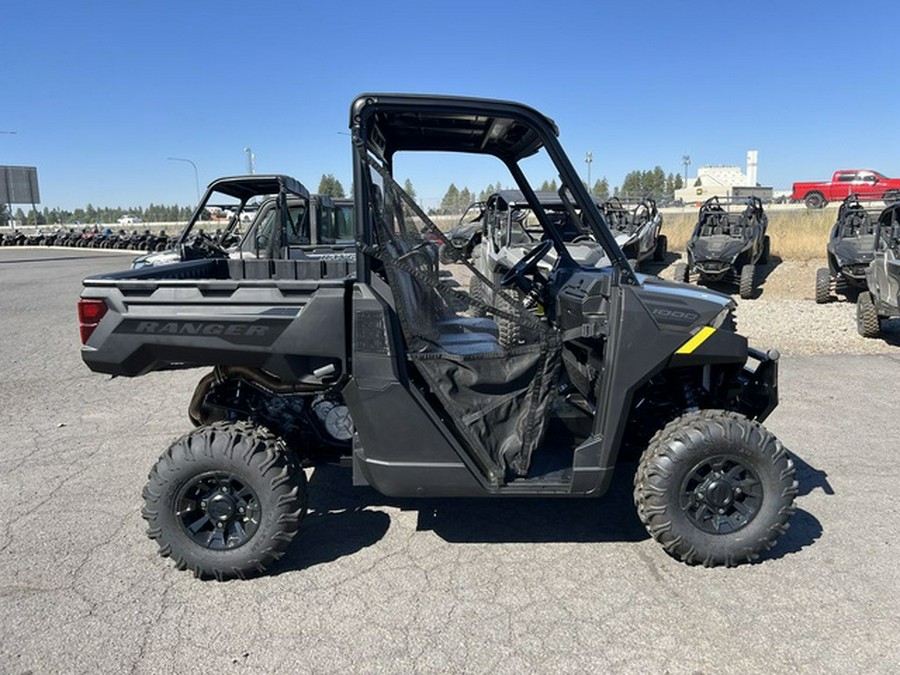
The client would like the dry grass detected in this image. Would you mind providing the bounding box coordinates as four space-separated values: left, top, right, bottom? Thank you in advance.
661 207 834 261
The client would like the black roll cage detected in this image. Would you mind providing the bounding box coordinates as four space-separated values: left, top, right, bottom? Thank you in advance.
348 93 636 286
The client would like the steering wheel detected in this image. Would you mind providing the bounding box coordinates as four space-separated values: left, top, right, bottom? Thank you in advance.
183 229 226 259
500 238 554 292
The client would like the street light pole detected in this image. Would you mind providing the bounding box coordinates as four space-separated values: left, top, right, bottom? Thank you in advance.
682 155 691 185
166 157 200 201
585 152 593 190
243 147 255 175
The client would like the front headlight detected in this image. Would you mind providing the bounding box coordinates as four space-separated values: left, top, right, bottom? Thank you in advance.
712 303 737 330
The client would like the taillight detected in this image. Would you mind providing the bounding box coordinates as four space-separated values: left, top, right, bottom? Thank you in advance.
77 298 108 344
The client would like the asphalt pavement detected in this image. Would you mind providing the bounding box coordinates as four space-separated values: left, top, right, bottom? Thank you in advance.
0 248 898 673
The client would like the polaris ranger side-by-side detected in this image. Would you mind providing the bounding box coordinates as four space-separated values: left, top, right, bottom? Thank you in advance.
132 175 355 268
79 94 796 579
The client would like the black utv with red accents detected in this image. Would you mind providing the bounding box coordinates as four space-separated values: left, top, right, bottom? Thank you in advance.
79 94 795 579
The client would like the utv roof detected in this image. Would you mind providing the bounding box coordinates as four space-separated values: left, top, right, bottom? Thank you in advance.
205 175 310 202
350 93 558 161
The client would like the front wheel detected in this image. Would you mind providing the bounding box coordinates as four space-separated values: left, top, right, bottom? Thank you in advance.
815 267 831 304
634 410 798 567
653 234 668 262
739 264 756 299
856 291 881 338
673 261 689 283
759 235 771 265
142 420 307 580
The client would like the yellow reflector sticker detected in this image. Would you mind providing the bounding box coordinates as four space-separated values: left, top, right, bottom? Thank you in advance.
676 326 716 355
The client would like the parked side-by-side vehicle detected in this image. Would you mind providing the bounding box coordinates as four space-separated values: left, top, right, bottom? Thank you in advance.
78 94 796 578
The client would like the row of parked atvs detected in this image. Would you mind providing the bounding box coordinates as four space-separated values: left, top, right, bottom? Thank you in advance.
0 227 178 251
815 195 900 337
441 193 771 301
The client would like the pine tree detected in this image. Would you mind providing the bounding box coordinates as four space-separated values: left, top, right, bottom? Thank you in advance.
440 183 460 214
591 178 610 201
318 174 346 198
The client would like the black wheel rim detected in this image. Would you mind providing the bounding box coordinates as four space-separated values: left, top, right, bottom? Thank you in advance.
680 455 762 534
176 472 261 550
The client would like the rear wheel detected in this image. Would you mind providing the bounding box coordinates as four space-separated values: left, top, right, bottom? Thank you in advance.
856 291 881 338
142 420 307 580
883 190 900 205
673 261 689 283
739 264 756 299
815 267 831 304
634 410 797 567
804 192 826 209
654 234 668 262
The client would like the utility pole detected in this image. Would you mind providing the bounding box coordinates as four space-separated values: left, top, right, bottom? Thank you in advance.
682 155 691 185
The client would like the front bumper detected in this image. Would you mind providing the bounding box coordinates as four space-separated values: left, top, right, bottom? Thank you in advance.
737 347 779 422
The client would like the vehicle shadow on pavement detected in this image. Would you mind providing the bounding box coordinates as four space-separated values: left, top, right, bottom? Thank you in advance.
273 452 830 572
273 461 648 577
413 461 647 544
758 450 831 562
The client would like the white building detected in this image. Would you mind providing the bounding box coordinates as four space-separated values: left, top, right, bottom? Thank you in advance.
675 150 769 203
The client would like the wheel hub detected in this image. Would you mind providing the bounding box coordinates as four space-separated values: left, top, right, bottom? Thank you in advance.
681 456 762 535
176 472 261 550
206 492 237 521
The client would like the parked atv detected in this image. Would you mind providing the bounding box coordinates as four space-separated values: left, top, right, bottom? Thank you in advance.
599 196 666 270
857 203 900 337
675 196 770 299
815 194 878 303
79 94 795 578
438 201 485 263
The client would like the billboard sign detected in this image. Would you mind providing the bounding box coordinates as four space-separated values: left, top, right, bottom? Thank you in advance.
0 166 40 204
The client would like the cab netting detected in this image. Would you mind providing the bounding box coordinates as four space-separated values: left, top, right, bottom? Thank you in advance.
361 160 561 480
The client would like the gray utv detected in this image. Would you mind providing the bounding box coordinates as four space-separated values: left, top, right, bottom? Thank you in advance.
857 202 900 337
78 93 796 579
675 196 770 299
132 175 353 268
438 201 485 263
599 196 667 270
815 194 878 304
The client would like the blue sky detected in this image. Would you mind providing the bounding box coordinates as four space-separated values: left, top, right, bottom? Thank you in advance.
2 0 899 210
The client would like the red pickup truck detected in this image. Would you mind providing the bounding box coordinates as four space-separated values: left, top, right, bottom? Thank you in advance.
792 170 900 209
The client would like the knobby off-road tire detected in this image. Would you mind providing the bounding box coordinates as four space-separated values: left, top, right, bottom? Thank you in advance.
468 275 488 318
856 291 881 338
142 420 307 580
654 234 668 262
815 267 832 304
673 262 689 283
496 290 525 348
739 264 756 299
634 410 798 567
759 235 771 265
